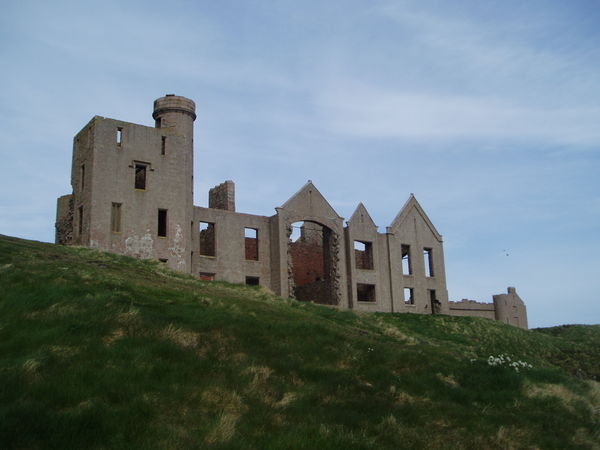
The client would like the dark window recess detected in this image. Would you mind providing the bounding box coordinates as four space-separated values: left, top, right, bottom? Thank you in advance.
80 164 85 191
78 206 83 235
354 240 373 270
402 244 412 275
200 272 215 281
111 202 122 233
429 289 440 314
158 209 167 237
199 222 216 256
245 227 258 260
357 283 376 302
117 127 123 145
159 258 168 263
246 276 260 286
404 287 414 305
424 248 434 277
161 136 166 155
135 164 147 190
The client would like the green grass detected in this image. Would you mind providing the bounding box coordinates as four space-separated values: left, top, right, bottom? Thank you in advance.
0 234 599 449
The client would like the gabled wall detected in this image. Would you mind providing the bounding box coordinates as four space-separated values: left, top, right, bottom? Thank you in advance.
387 196 449 315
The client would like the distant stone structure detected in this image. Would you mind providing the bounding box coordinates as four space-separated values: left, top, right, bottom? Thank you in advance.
56 94 528 329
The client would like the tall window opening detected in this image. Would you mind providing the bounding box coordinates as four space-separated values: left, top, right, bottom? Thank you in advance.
135 164 147 190
117 127 123 145
199 222 216 256
245 227 258 260
401 244 412 275
78 206 83 235
424 248 434 277
158 209 167 237
404 287 414 305
354 240 373 270
357 283 376 302
161 136 166 155
429 289 440 314
111 202 122 233
80 164 85 191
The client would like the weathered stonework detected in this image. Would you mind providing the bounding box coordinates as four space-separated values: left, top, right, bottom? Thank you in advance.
56 95 528 329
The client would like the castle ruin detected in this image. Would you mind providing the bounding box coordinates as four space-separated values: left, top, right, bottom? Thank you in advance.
56 94 528 329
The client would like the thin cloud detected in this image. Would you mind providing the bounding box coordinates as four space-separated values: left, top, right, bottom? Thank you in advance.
317 83 600 146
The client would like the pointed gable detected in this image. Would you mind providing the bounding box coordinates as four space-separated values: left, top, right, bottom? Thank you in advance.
279 181 342 221
348 202 377 232
389 194 442 241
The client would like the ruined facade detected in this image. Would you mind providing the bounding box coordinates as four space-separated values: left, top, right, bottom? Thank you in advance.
56 95 528 329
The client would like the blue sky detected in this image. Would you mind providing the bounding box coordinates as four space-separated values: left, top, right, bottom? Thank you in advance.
1 0 599 328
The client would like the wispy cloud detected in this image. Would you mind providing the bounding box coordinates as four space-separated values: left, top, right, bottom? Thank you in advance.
317 83 600 145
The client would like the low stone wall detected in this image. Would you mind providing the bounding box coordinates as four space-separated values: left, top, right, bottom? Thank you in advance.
448 299 496 320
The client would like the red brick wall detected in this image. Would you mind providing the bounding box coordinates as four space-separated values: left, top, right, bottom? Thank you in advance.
290 241 325 286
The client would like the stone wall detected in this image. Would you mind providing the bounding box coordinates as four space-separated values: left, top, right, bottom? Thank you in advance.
448 299 496 320
209 180 235 211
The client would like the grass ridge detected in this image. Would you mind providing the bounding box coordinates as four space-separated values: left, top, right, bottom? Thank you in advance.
0 234 598 449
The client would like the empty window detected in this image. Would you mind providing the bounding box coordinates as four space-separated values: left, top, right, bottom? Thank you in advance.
199 222 216 256
404 287 414 305
245 227 258 261
161 136 166 155
246 276 260 286
354 240 373 270
200 272 215 281
429 289 440 314
80 164 85 191
135 164 147 190
117 127 123 145
424 248 434 277
402 244 412 275
357 283 376 302
78 206 83 235
111 202 122 233
158 209 167 237
159 258 168 263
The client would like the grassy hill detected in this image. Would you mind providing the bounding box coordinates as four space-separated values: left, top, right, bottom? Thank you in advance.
0 234 598 449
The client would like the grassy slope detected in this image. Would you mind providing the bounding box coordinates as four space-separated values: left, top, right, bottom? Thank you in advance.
0 234 598 449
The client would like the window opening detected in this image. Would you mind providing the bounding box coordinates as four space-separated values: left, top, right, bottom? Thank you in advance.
80 164 85 191
158 209 167 237
245 227 258 260
402 244 412 275
246 276 260 286
424 248 434 277
200 272 215 281
429 289 440 314
161 136 166 155
404 287 414 305
111 202 122 233
357 283 376 302
159 258 168 263
78 206 83 235
354 240 373 270
117 127 123 145
135 164 147 190
199 222 216 256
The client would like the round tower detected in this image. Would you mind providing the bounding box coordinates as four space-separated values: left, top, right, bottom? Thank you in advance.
152 94 196 136
152 94 196 273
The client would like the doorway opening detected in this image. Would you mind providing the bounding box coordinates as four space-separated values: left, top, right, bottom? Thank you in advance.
288 221 338 305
